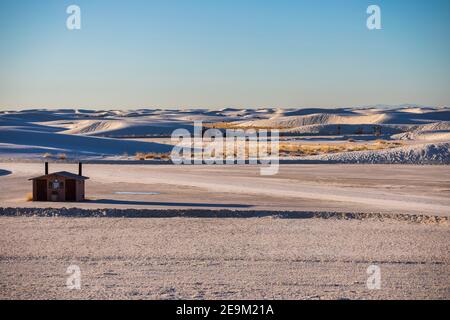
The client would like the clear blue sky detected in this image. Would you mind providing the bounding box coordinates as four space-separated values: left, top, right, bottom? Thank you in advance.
0 0 449 109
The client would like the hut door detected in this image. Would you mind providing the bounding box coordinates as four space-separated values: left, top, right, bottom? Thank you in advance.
36 179 47 201
65 179 76 201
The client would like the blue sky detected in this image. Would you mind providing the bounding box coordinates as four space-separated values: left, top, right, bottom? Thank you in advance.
0 0 449 109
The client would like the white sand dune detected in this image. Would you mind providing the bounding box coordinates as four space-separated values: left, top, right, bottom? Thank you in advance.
227 108 450 147
62 120 126 134
286 123 403 135
65 120 196 137
392 121 450 141
393 131 450 142
0 109 202 159
398 108 429 114
236 113 388 128
303 142 450 164
236 109 450 128
274 108 356 117
0 127 172 159
1 106 449 162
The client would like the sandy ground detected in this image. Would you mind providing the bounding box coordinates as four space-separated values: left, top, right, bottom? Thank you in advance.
0 216 448 300
0 163 449 216
1 163 449 299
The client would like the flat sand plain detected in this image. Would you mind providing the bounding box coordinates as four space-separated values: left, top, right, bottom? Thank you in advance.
0 163 449 299
1 163 450 216
0 217 448 299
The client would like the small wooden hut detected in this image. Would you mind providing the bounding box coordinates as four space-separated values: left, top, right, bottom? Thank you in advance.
29 162 89 202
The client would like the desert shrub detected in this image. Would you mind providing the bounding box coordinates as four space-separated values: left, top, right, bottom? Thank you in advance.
135 152 145 160
374 125 382 137
57 153 67 160
135 152 170 160
278 141 404 156
206 122 287 130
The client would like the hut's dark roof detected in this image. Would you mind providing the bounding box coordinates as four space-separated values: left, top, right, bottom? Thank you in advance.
29 171 89 181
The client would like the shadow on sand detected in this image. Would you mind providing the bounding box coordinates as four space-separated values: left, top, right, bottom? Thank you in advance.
87 199 253 208
0 207 441 223
0 169 12 177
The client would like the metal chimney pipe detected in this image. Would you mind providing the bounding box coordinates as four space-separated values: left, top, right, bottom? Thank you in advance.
78 162 82 176
45 162 49 175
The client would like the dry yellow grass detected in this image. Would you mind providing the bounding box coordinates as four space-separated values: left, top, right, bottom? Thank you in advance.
136 140 402 160
25 192 33 202
57 153 67 160
206 122 286 130
279 140 403 156
135 152 171 161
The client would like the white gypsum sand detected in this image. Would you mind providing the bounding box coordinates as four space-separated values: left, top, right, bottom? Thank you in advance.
0 106 449 163
1 163 449 216
0 216 448 299
0 107 449 300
